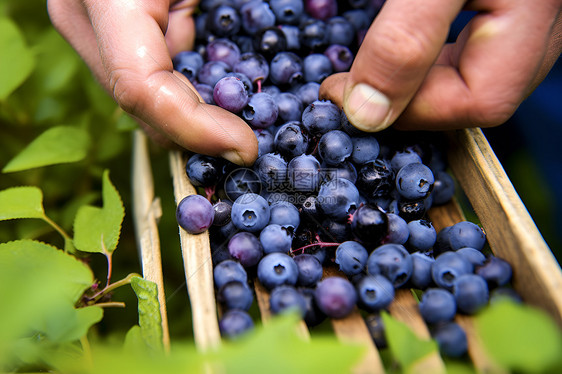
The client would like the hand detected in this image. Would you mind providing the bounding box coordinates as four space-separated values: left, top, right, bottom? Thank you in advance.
47 0 258 166
320 0 562 132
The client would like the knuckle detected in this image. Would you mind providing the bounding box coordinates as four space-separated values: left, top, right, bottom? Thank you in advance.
110 69 146 115
372 24 432 69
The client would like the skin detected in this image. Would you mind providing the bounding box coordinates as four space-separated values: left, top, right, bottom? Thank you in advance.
48 0 561 165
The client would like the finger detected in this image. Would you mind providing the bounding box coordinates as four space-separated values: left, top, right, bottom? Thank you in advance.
166 0 198 56
334 0 465 132
394 0 561 130
84 0 257 165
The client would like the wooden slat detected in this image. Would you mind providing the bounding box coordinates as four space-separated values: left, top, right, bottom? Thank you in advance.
169 150 222 351
131 131 170 351
323 266 386 374
447 128 562 326
388 290 446 374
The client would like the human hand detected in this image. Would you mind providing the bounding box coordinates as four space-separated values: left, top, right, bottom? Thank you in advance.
320 0 561 132
47 0 258 166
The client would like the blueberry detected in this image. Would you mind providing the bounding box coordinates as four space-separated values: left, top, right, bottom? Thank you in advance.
259 224 293 254
253 27 288 59
356 275 395 312
385 213 409 245
275 92 304 122
234 52 270 83
303 53 333 83
223 167 262 201
239 0 276 34
314 276 357 319
390 150 422 172
335 241 369 277
419 288 456 324
176 194 215 234
430 322 468 358
288 154 322 192
367 244 413 288
293 254 323 287
326 16 355 46
317 130 353 166
212 200 232 226
431 251 473 291
269 0 304 24
269 201 301 231
269 285 307 317
217 280 254 311
213 76 249 113
274 121 310 160
257 252 299 290
356 159 395 199
395 163 435 200
410 251 435 290
294 82 320 107
206 38 241 68
475 256 513 288
317 177 360 221
243 92 279 129
228 231 264 268
298 287 326 327
231 193 271 233
185 154 225 187
254 129 275 157
213 259 248 289
253 152 288 191
198 61 231 87
453 274 489 314
269 51 304 86
219 309 254 339
301 100 341 137
456 247 486 267
323 44 354 72
172 51 204 82
364 313 387 349
351 203 388 246
350 136 380 165
448 221 486 251
406 219 437 252
431 171 456 205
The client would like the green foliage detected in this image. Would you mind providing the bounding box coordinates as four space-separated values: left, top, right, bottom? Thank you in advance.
74 170 124 254
381 312 439 373
3 126 90 172
0 186 44 220
476 300 562 373
0 17 34 101
130 276 164 353
0 239 94 366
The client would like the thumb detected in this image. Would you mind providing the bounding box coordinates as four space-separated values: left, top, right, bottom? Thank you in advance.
321 0 463 132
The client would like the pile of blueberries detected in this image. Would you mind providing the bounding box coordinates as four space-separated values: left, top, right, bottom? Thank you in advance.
173 0 520 359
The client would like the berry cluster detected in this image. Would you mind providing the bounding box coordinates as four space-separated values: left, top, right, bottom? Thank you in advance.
173 0 521 358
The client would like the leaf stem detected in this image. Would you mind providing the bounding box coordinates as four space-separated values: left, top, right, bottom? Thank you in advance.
88 272 141 303
42 214 72 243
95 301 126 308
80 335 93 369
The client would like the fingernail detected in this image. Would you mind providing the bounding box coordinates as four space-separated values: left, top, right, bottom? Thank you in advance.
344 83 391 132
221 149 245 166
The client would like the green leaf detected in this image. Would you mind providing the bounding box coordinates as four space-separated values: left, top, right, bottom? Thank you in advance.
476 300 562 373
2 126 90 172
130 276 164 353
0 239 93 360
0 186 44 220
73 170 124 253
210 313 365 374
34 303 103 343
0 17 35 100
381 312 439 372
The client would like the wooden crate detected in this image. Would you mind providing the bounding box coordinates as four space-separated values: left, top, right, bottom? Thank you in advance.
131 127 562 371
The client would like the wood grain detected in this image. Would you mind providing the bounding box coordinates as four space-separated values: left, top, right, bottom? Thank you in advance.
323 266 386 374
447 128 562 326
169 150 221 351
131 131 170 351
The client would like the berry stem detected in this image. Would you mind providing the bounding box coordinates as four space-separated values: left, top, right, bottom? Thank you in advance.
291 241 340 255
204 186 216 202
257 79 262 93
